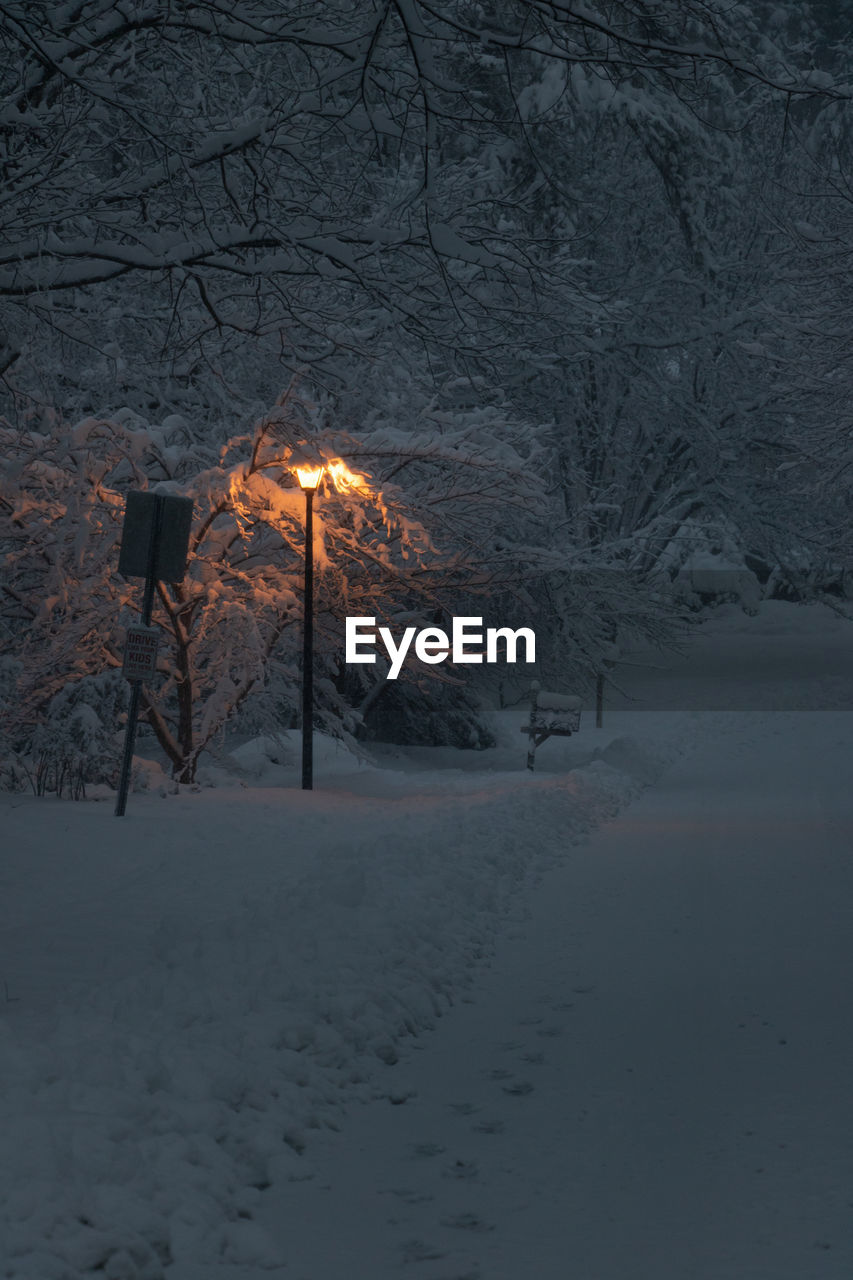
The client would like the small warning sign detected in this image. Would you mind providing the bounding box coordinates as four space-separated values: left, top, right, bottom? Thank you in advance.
122 624 160 682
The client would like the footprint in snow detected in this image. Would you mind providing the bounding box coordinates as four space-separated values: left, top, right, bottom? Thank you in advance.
488 1067 512 1080
501 1079 534 1096
440 1211 495 1234
387 1187 435 1205
521 1050 545 1064
400 1238 446 1263
535 1025 563 1039
449 1101 479 1116
472 1119 505 1134
442 1159 479 1180
411 1142 446 1158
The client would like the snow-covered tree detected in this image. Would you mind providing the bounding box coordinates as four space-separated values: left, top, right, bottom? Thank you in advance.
0 379 566 777
2 0 846 775
0 1 830 420
452 3 845 599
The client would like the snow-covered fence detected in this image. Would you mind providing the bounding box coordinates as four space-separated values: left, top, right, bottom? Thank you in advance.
520 683 582 771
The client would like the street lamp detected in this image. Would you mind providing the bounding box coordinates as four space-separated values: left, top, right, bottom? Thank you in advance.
295 465 324 790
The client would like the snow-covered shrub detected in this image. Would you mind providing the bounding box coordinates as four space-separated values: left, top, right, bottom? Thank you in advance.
28 672 128 799
0 656 20 747
359 678 496 750
0 656 26 792
661 518 762 614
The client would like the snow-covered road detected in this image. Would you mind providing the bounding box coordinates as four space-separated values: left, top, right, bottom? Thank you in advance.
260 712 853 1280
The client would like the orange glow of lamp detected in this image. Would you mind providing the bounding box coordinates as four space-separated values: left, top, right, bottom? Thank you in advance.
295 465 325 493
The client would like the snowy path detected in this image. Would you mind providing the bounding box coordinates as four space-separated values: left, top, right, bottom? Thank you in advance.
0 716 681 1279
258 713 853 1280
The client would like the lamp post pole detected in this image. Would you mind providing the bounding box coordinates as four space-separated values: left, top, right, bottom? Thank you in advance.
296 466 324 791
301 483 315 790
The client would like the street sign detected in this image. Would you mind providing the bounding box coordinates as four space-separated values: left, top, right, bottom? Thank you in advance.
118 490 193 583
116 490 192 816
121 624 160 682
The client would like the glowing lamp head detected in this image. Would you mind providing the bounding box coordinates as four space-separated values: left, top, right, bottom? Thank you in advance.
295 465 324 492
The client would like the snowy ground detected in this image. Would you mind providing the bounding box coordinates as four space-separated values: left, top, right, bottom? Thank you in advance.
600 598 853 711
2 600 852 1278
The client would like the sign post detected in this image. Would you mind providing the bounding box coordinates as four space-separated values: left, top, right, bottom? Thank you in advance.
115 491 192 817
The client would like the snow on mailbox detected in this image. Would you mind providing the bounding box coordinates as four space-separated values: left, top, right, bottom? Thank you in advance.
521 682 582 771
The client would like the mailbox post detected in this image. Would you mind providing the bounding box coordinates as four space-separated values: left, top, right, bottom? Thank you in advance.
521 683 582 771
